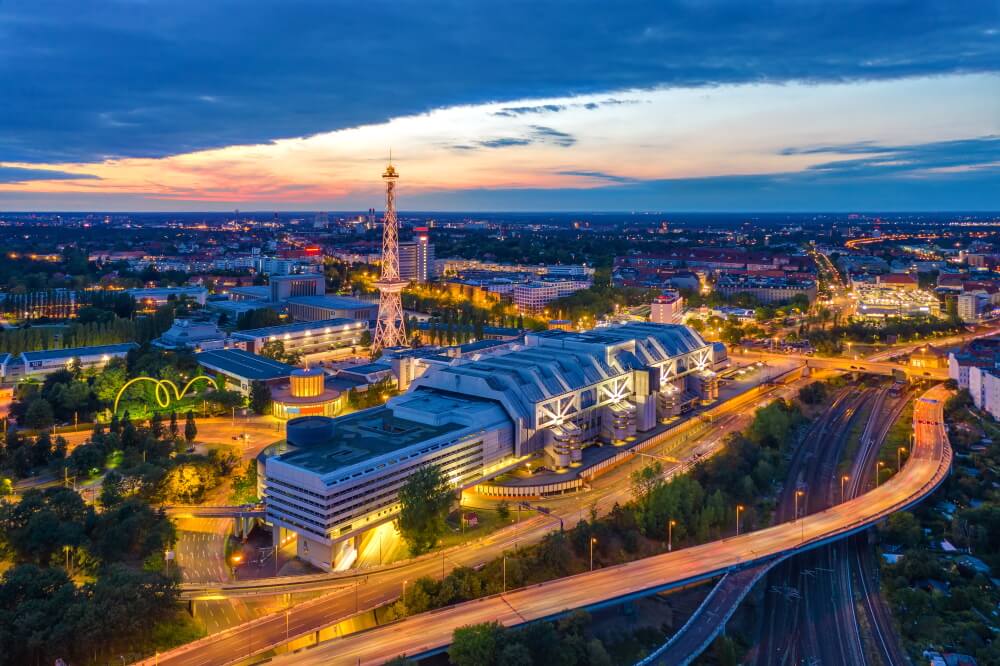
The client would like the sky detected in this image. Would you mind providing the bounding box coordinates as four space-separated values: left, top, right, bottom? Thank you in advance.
0 1 998 212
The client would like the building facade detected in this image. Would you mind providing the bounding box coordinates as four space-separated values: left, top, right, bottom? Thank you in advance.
398 234 434 283
259 322 725 570
18 343 138 379
231 318 367 357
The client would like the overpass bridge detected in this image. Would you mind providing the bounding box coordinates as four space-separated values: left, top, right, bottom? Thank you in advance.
739 351 949 381
268 385 952 665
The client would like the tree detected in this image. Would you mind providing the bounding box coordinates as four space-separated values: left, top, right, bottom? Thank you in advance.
150 412 164 439
630 462 664 506
449 621 502 666
396 465 454 555
169 410 179 439
359 329 373 348
260 339 302 365
24 398 54 431
496 500 510 522
184 410 198 443
0 487 93 565
249 380 273 415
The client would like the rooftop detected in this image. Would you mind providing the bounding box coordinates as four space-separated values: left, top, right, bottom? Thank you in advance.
196 348 296 380
275 392 509 478
286 295 376 310
22 343 138 362
231 318 362 339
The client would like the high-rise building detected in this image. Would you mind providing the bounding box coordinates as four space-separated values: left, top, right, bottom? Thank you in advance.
372 161 408 354
399 229 434 283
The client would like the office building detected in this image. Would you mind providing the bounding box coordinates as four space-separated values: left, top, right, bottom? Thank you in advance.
17 343 138 379
269 274 326 302
259 322 724 570
398 232 434 283
285 296 377 323
512 278 591 313
231 318 367 357
650 292 684 324
715 275 817 304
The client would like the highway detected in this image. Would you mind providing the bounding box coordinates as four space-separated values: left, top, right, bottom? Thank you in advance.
738 350 949 380
265 384 951 666
139 369 813 665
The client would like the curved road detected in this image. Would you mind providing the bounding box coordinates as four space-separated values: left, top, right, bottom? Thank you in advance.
269 385 952 665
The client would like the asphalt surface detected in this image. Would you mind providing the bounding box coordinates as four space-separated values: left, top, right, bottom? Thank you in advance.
256 385 951 666
140 375 812 666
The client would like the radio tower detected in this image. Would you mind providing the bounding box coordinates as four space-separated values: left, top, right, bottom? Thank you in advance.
371 158 407 355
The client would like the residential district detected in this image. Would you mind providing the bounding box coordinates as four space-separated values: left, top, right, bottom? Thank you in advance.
2 197 1000 666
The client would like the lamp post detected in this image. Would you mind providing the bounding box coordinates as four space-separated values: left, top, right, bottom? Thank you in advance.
897 447 907 472
794 489 805 521
841 475 849 503
668 520 676 552
589 537 597 572
736 505 744 536
285 609 290 641
502 555 506 593
402 579 407 603
876 461 886 488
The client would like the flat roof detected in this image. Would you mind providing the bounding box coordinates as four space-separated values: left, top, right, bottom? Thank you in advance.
286 295 375 311
126 287 206 296
228 286 271 299
276 406 464 475
22 343 138 362
232 318 361 340
276 391 509 477
196 348 296 380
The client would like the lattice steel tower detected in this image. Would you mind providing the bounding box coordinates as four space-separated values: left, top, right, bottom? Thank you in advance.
371 160 408 355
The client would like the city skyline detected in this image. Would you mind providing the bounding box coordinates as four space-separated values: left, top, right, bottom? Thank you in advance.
1 2 998 212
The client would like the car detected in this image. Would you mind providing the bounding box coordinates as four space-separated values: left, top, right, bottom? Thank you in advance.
185 446 195 453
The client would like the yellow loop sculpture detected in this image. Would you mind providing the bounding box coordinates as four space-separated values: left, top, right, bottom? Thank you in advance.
113 376 219 415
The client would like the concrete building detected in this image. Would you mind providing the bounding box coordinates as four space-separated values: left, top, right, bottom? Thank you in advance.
196 348 296 395
259 322 724 570
153 318 228 351
855 286 942 321
650 292 684 324
268 274 326 302
18 343 138 379
231 318 367 357
399 234 434 283
285 296 377 323
958 292 988 323
969 365 1000 420
512 278 591 313
715 275 816 304
126 286 208 308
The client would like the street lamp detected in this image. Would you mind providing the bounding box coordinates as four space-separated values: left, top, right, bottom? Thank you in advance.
794 490 805 521
589 537 597 572
897 447 907 472
230 552 243 579
841 475 849 503
736 505 744 536
876 461 886 488
668 520 676 552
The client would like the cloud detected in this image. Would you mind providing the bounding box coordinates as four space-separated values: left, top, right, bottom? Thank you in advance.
465 125 576 150
556 170 639 184
1 2 996 163
492 104 567 117
0 166 99 183
781 135 1000 176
